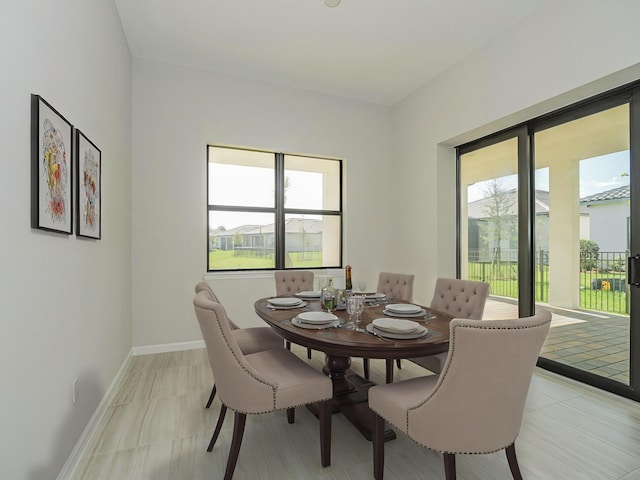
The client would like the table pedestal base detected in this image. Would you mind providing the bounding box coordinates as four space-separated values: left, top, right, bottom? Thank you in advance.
308 354 396 442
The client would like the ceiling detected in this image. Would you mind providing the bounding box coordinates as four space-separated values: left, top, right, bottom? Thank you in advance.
114 0 551 106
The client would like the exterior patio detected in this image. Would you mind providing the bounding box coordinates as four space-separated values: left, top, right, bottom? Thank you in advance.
484 297 630 384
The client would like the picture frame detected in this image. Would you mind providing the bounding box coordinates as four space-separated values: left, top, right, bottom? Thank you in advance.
31 94 74 234
75 129 101 239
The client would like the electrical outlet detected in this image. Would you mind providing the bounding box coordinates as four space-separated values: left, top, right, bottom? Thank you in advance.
72 377 79 403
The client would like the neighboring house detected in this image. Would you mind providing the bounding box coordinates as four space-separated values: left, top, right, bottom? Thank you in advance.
580 185 630 253
467 189 589 261
209 218 322 253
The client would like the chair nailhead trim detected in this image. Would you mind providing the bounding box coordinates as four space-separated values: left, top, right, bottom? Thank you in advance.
209 306 278 410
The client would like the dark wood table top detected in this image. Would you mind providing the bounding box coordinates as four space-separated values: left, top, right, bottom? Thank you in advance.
254 297 453 359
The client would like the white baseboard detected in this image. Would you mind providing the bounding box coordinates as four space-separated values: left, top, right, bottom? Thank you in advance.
56 350 133 480
132 339 205 356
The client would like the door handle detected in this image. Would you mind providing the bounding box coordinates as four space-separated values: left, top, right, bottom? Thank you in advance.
629 255 640 286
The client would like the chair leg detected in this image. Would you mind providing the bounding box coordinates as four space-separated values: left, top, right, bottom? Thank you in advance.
207 404 227 452
224 412 247 480
363 358 370 380
319 399 332 467
395 359 402 369
205 384 217 408
373 413 385 480
385 359 394 384
443 453 456 480
287 407 295 424
307 348 312 359
506 443 524 480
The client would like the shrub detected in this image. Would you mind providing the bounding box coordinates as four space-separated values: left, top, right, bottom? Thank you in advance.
580 239 599 271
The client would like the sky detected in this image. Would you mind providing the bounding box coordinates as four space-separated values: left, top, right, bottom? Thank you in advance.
209 165 324 229
467 150 630 203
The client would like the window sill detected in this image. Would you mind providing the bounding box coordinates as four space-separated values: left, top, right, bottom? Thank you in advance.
203 268 346 281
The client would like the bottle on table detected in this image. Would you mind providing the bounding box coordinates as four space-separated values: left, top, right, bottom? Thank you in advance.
345 265 353 291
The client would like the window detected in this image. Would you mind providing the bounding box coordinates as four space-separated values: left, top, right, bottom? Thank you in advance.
207 145 343 271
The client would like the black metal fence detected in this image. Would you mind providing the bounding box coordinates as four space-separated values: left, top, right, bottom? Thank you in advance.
468 249 630 314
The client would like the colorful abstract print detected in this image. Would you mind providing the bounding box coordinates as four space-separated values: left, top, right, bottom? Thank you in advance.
42 118 68 222
82 149 98 230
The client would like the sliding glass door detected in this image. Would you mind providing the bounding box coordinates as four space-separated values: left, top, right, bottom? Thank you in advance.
457 85 640 400
534 102 631 386
459 136 521 317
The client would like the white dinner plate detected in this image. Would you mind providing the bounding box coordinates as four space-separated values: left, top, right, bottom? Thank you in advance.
268 301 307 310
297 311 339 324
385 303 423 314
364 293 387 300
366 323 428 340
372 317 423 334
292 317 340 329
268 297 303 307
295 291 321 298
383 308 428 318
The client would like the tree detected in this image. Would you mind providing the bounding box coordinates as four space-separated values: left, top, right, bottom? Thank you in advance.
233 231 243 256
481 179 516 271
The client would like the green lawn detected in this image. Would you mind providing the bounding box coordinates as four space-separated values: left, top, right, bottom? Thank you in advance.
469 262 629 315
208 250 323 270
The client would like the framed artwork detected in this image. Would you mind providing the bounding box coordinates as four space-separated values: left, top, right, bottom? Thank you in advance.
31 94 74 234
76 129 101 239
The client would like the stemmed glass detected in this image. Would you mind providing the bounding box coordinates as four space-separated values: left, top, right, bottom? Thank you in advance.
353 295 365 329
347 295 365 330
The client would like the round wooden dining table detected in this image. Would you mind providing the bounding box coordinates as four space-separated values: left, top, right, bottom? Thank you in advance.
254 296 453 441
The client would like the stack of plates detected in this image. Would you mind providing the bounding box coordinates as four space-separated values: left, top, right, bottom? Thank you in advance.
292 311 340 329
383 303 428 318
367 318 428 339
267 297 307 309
295 291 321 299
364 293 387 300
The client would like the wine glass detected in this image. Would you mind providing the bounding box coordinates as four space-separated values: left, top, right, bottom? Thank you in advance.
357 281 367 293
346 295 360 330
352 295 365 328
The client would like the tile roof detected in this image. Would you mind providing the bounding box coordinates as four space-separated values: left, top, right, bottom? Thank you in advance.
580 185 630 204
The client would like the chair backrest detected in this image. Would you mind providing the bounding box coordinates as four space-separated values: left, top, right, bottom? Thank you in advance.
193 291 276 413
376 272 414 302
407 311 551 454
195 281 221 302
274 271 314 295
194 281 239 329
429 277 489 319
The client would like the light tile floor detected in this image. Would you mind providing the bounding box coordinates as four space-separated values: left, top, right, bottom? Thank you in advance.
70 344 640 480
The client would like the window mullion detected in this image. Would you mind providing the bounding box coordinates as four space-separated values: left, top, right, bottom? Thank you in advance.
275 153 285 269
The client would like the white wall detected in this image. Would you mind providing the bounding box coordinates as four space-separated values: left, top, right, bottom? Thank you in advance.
392 0 640 302
0 1 132 479
131 59 394 347
589 202 630 253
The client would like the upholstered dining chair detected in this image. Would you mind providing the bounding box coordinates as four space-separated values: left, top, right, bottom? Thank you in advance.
274 270 315 359
363 272 415 381
408 277 490 374
369 310 552 480
193 291 333 479
376 272 415 302
194 282 284 409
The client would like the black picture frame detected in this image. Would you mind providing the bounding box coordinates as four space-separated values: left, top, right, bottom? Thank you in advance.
75 129 101 239
31 94 74 234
